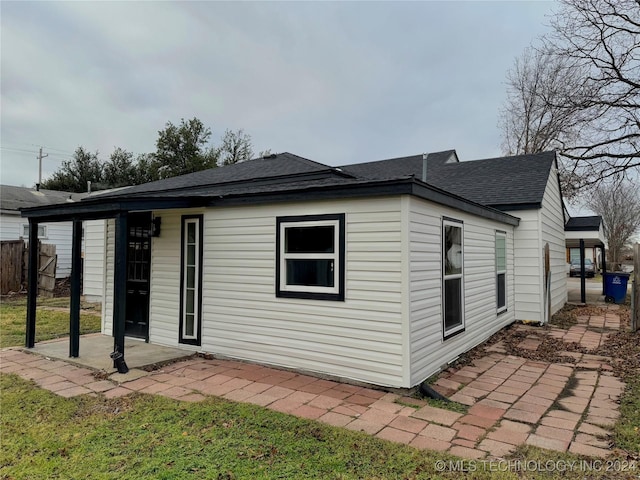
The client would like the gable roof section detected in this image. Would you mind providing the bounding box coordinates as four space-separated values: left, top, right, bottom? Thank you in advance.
1 184 84 214
95 152 339 199
342 151 556 211
565 216 602 231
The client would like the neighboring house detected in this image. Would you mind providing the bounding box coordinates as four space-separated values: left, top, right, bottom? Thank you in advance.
21 150 570 389
0 185 81 278
564 216 605 267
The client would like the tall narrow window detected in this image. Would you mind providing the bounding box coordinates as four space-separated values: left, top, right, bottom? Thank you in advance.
276 214 345 301
443 219 464 338
180 215 202 345
496 231 507 313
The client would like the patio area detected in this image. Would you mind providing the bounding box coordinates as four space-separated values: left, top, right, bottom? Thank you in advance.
0 305 626 460
29 333 192 373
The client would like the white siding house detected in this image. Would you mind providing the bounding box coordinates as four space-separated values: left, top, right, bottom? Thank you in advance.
100 194 517 388
23 150 567 390
1 185 81 278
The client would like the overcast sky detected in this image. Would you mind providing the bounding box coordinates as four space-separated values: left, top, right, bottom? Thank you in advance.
1 1 556 191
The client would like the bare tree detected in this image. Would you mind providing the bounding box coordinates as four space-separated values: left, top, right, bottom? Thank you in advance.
218 129 254 166
499 47 582 156
588 180 640 266
548 0 640 187
500 0 640 194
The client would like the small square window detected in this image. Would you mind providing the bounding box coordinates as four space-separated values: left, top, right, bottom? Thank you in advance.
22 224 47 238
276 214 345 301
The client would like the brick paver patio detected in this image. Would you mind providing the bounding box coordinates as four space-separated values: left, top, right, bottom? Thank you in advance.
0 306 626 460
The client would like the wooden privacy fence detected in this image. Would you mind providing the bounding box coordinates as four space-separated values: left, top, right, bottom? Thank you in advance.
1 240 24 294
0 240 57 296
38 243 57 297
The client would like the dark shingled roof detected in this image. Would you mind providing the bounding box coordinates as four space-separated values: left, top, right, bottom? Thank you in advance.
96 152 336 199
20 149 558 228
93 149 556 213
1 184 84 213
565 216 602 231
341 151 557 210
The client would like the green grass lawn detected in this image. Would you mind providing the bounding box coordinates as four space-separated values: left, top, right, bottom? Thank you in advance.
1 373 579 480
1 300 638 479
0 296 101 348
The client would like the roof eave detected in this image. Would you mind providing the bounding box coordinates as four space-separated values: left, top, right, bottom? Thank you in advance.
21 177 519 227
491 203 543 212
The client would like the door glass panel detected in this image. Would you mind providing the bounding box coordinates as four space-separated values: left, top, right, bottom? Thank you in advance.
186 290 195 314
187 244 195 266
188 222 196 243
185 314 194 337
187 265 195 289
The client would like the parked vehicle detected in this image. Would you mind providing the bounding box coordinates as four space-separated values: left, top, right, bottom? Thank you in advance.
569 258 595 277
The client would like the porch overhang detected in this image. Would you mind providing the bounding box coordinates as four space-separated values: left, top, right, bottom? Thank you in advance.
565 225 607 303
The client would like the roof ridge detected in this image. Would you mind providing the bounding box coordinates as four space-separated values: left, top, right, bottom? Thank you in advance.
340 149 456 169
466 150 556 163
278 152 333 170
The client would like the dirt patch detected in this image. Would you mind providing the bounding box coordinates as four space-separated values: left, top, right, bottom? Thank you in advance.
452 323 585 367
450 304 634 370
594 331 640 379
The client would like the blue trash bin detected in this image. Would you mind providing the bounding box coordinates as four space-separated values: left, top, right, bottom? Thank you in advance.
604 272 630 304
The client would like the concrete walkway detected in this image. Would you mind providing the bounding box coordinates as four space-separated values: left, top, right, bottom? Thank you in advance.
0 307 625 460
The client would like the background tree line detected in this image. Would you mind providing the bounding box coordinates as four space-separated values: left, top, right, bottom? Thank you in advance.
41 118 264 192
499 0 640 264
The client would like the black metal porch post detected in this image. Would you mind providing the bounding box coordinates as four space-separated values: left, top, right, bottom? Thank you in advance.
580 239 586 304
69 220 82 357
601 244 607 295
25 220 39 348
113 211 128 365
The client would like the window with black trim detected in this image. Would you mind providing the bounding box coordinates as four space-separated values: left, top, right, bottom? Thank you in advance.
276 214 345 301
443 219 464 337
180 215 203 345
496 231 507 313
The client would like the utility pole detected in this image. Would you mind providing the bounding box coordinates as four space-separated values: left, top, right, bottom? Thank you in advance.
37 147 48 191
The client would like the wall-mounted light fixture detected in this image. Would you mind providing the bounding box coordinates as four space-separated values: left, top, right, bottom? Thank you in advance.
151 217 162 237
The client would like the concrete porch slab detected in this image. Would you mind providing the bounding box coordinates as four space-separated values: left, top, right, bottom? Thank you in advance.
28 334 193 372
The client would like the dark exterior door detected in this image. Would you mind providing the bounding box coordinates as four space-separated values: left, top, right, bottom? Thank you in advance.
125 212 151 340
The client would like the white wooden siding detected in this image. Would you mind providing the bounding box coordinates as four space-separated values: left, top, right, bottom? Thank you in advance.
0 214 24 241
82 220 105 302
505 169 567 323
102 219 115 336
540 168 568 316
195 198 405 386
409 197 516 386
147 210 200 351
100 195 521 388
0 214 73 278
506 209 543 322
